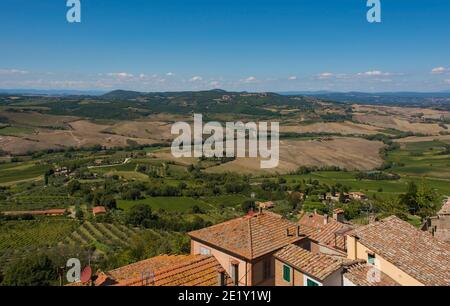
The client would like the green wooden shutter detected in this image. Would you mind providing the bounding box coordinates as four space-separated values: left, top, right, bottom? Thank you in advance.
307 279 320 287
283 265 291 282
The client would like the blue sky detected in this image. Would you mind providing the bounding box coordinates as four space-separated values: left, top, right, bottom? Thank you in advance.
0 0 449 92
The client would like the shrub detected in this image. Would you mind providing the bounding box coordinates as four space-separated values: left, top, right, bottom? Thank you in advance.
2 254 57 286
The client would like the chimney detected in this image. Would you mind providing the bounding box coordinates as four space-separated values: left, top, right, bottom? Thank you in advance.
297 225 302 237
247 208 254 217
217 268 226 286
324 216 329 225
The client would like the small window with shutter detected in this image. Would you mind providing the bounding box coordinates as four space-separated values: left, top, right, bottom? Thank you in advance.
283 265 291 282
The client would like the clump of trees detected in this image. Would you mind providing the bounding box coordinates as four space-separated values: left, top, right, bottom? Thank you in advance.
124 204 212 232
399 181 439 219
355 171 400 181
1 254 57 286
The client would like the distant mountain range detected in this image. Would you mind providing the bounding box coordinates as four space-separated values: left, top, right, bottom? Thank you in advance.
1 88 450 106
279 91 450 105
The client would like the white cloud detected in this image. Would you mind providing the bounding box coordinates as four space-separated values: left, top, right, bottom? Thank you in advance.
107 72 134 78
0 68 29 75
209 81 220 87
357 70 393 77
431 67 450 74
243 76 258 83
317 72 334 79
166 72 175 76
288 76 297 80
190 76 203 82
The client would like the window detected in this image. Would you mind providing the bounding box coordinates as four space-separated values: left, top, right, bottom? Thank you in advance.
230 262 239 286
283 265 291 282
199 247 211 255
306 278 320 287
368 253 376 265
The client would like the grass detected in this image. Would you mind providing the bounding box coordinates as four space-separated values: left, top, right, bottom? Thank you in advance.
200 194 250 208
113 171 149 181
0 195 78 212
387 141 450 179
280 171 450 199
0 126 34 136
0 219 78 252
0 163 51 185
270 141 450 201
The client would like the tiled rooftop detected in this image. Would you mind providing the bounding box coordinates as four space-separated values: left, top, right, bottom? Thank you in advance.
298 212 330 229
298 212 352 251
117 255 231 286
344 262 399 286
92 206 107 215
73 255 232 287
350 216 450 286
274 244 343 281
308 221 352 251
188 212 309 260
107 255 189 282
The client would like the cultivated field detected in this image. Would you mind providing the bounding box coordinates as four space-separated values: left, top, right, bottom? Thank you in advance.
280 121 383 135
353 114 447 135
204 137 384 174
65 221 141 251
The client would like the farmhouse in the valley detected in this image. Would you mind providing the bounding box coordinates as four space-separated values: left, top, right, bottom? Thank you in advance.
349 192 368 202
92 206 107 216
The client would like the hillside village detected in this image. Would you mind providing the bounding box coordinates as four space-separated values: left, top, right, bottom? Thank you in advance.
70 199 450 287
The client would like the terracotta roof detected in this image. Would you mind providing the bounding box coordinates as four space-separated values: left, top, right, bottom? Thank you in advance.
438 197 450 215
344 262 399 286
116 255 231 286
308 221 352 251
71 255 231 286
92 206 107 215
274 244 343 281
349 216 450 286
188 212 308 260
3 209 66 216
298 212 331 229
